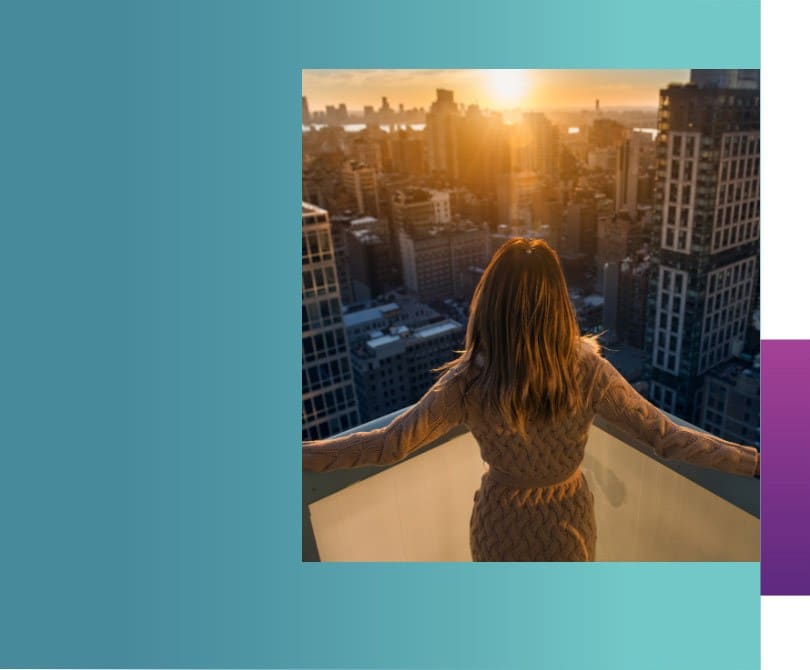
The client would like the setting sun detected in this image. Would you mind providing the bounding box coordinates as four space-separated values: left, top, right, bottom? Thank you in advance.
484 69 530 107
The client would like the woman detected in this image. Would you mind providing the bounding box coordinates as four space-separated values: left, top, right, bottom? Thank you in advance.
302 239 760 561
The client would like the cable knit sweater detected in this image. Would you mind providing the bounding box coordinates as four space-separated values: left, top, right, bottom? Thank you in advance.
302 339 760 561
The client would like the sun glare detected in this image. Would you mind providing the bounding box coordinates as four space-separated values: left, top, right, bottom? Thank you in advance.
484 69 530 108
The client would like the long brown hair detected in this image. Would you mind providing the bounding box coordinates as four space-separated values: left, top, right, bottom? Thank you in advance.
438 238 590 437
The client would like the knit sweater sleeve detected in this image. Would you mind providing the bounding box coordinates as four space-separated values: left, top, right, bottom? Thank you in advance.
590 354 760 477
302 366 467 472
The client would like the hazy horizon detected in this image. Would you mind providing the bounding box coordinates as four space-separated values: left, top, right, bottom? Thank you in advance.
302 69 691 112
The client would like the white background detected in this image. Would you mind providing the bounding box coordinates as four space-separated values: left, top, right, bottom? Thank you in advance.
761 0 810 339
761 2 809 668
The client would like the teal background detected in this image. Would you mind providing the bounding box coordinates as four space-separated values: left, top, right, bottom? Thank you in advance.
0 0 760 668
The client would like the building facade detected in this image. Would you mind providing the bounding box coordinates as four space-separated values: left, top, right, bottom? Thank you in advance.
344 216 393 303
425 89 461 180
399 223 491 302
497 170 541 228
391 187 452 230
522 112 560 182
326 212 355 306
645 73 760 423
615 131 642 215
301 203 361 440
391 187 437 230
617 252 652 349
351 319 464 422
699 356 760 446
342 160 380 217
595 209 648 291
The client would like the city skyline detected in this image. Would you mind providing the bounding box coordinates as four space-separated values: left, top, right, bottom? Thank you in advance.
303 69 760 448
303 69 691 112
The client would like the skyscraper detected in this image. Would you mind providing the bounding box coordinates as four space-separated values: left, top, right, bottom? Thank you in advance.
645 73 760 423
522 112 560 183
301 203 361 440
615 131 642 215
497 170 541 228
425 89 461 180
390 127 428 176
342 160 380 216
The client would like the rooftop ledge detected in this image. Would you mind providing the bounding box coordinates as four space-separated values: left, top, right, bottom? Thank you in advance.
303 409 759 562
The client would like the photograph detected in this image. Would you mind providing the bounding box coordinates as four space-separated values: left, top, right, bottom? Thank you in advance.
301 68 761 562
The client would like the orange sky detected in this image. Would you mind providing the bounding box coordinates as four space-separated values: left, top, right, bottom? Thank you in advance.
302 69 690 112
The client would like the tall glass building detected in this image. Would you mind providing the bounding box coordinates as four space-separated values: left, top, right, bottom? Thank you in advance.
301 203 360 440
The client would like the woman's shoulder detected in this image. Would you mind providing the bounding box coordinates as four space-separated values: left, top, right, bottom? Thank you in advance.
575 335 614 384
435 355 475 388
576 335 604 364
437 354 484 404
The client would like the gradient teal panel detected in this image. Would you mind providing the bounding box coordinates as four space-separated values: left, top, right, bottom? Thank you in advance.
298 0 760 68
0 0 760 667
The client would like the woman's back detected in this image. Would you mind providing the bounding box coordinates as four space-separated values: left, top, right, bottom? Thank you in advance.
454 339 603 560
450 336 758 478
462 339 602 487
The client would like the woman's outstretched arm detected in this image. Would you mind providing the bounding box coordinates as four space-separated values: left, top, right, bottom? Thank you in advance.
590 356 760 477
303 366 467 472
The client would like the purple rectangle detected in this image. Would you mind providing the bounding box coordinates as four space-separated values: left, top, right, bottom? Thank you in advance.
762 339 810 594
